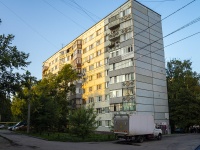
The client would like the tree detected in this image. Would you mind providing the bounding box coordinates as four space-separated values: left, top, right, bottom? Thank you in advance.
166 59 200 132
68 106 97 139
0 23 30 121
55 64 79 129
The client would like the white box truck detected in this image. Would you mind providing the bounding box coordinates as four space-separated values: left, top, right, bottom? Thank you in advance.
113 114 162 143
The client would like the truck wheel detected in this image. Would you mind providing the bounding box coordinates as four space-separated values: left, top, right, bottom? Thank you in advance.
137 136 144 143
157 134 162 140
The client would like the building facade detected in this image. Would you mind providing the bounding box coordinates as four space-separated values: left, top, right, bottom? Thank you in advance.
42 0 169 133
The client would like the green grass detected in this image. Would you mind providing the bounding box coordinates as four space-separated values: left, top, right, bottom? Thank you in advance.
16 131 116 142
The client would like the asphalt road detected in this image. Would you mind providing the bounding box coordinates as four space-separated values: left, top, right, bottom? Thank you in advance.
0 130 199 150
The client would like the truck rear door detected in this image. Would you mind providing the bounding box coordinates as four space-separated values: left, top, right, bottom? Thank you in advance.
114 115 129 135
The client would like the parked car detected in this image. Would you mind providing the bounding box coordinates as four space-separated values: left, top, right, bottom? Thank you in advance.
8 121 27 131
0 124 5 129
174 128 184 133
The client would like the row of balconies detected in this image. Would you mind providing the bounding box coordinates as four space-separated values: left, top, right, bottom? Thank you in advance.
108 14 132 30
109 26 132 41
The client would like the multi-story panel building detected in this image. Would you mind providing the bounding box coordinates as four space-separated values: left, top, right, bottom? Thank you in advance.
42 0 169 133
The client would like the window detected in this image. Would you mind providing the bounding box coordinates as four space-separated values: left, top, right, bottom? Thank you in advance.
110 77 114 84
89 75 93 81
89 34 94 40
123 88 134 96
97 84 102 90
89 97 94 103
84 38 87 44
104 24 108 31
96 108 102 114
105 107 109 113
96 29 101 36
89 87 92 92
105 35 109 41
82 67 87 73
105 57 109 64
96 50 101 56
105 70 109 76
83 48 86 54
110 90 122 98
121 20 132 28
120 7 131 18
97 72 102 78
89 54 94 60
89 65 94 71
96 96 102 102
110 104 122 112
96 40 100 46
96 61 103 68
97 121 102 126
105 81 109 88
105 94 110 101
89 43 94 50
120 32 133 42
105 120 111 126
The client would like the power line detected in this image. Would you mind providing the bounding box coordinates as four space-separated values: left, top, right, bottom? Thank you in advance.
60 0 101 21
0 0 59 49
135 31 200 61
134 16 200 56
134 0 197 37
43 0 86 30
81 16 200 72
70 0 97 23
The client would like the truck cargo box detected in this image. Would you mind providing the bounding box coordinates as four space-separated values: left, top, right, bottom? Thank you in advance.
114 114 155 135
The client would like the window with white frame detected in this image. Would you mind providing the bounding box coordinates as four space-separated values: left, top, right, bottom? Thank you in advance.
89 34 94 40
120 20 132 29
104 24 108 31
105 81 109 88
120 32 133 42
123 88 134 96
105 120 111 126
89 65 94 71
105 70 109 76
120 7 131 18
96 96 102 102
89 97 94 103
105 94 110 101
110 89 122 98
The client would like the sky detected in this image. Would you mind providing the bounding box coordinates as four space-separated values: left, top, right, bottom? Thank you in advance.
0 0 200 80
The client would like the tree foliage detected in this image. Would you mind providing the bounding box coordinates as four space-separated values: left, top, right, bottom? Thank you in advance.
69 106 97 139
12 64 79 132
0 23 30 121
166 59 200 131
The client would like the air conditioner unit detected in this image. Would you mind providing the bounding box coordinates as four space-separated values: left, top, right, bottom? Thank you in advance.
87 59 90 63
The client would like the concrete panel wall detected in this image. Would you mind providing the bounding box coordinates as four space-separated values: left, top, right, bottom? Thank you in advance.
136 74 153 84
136 104 154 112
136 96 153 104
136 89 153 97
136 81 153 91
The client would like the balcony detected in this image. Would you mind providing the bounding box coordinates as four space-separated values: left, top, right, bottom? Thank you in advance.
122 80 134 88
122 95 135 102
108 19 120 30
42 66 49 72
109 31 120 41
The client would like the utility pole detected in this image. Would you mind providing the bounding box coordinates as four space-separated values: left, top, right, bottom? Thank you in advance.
27 99 30 134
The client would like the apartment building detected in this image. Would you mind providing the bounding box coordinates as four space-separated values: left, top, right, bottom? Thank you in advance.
43 0 169 133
